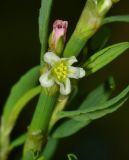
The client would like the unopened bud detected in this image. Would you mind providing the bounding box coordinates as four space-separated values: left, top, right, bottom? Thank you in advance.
97 0 112 16
49 20 68 55
63 0 120 57
97 0 120 15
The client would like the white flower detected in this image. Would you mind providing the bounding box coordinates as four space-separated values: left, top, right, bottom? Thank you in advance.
39 52 86 95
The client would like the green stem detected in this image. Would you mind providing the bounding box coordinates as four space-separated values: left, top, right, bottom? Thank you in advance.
0 130 9 160
23 87 59 158
48 95 69 132
23 0 55 158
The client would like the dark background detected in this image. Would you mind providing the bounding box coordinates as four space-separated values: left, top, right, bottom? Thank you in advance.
0 0 129 160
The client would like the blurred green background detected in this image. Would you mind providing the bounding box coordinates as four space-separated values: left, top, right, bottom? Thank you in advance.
0 0 129 159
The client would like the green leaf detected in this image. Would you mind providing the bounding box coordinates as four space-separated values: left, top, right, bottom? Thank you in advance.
37 156 45 160
5 86 41 133
84 42 129 74
103 15 129 24
9 133 27 150
80 76 115 111
80 98 127 121
43 138 59 160
52 119 91 138
39 0 53 65
53 85 129 138
57 85 129 119
3 66 40 123
67 153 78 160
52 77 114 138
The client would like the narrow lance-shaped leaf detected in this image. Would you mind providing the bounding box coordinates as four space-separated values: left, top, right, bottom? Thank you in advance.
103 15 129 24
80 76 115 111
52 85 129 138
37 156 45 160
53 88 128 138
67 154 78 160
9 133 27 150
2 66 40 123
52 119 91 138
5 86 41 134
84 42 129 75
57 85 129 119
52 77 115 138
0 66 40 160
80 98 127 121
39 0 53 65
42 138 59 160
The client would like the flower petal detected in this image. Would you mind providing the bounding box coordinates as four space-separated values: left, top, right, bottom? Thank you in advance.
39 71 55 87
68 66 86 79
62 56 77 65
44 52 60 66
57 78 71 95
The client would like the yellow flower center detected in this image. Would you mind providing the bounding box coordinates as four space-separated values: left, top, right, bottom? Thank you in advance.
53 62 68 81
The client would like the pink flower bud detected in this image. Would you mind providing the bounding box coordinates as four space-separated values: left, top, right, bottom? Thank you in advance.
53 20 68 44
49 20 68 55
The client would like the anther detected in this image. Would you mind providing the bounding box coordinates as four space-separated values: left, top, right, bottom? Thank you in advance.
63 66 67 70
57 75 61 79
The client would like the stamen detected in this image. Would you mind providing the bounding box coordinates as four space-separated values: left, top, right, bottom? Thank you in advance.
62 71 67 75
57 75 61 79
53 61 68 81
63 66 67 70
60 63 64 66
54 68 58 73
63 75 66 79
